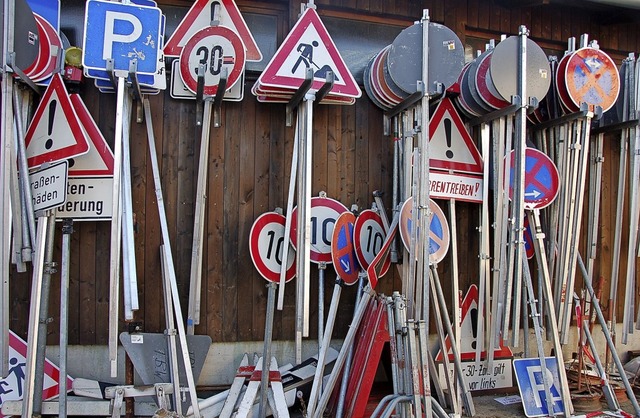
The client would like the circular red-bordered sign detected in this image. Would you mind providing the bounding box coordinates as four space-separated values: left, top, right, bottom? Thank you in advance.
331 212 360 285
399 197 450 264
179 25 245 96
353 209 389 277
290 196 348 264
249 212 296 283
564 47 620 112
505 148 560 210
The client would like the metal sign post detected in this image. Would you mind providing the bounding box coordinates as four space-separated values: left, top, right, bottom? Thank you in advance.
58 219 74 418
187 99 213 335
143 100 201 417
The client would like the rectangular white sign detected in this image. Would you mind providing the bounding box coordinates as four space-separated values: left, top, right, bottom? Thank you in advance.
438 358 513 391
429 170 483 203
30 161 68 213
56 176 113 221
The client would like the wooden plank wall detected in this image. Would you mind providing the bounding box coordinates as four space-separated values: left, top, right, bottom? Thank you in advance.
9 0 640 345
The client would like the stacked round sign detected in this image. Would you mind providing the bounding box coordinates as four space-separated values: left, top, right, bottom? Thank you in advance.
364 21 464 110
454 36 551 119
555 46 619 114
19 13 63 86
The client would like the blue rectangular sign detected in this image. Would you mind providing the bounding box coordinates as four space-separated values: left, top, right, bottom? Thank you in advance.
82 0 162 75
513 357 565 417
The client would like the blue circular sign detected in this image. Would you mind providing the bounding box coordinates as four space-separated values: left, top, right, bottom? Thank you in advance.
506 148 559 210
399 197 450 264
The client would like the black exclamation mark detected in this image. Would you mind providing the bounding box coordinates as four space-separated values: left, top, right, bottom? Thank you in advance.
444 117 453 159
45 100 56 150
470 307 478 349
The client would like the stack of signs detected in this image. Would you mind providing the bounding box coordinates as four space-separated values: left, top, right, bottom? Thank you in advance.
82 0 166 94
17 0 62 86
23 73 114 220
163 0 263 101
363 21 464 110
252 6 361 104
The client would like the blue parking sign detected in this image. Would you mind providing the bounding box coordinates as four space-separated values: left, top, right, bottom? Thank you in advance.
513 357 564 417
82 0 162 75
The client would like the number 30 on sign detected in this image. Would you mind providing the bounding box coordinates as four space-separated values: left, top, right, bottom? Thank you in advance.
249 212 296 283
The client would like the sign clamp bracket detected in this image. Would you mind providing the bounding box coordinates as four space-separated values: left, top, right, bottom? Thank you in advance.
286 67 314 126
195 65 227 128
8 53 40 95
128 60 144 124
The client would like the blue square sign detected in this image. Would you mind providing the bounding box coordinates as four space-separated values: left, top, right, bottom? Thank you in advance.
513 357 565 417
82 0 162 75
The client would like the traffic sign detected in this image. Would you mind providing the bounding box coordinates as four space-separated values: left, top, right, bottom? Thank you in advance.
366 216 398 290
27 0 60 30
179 25 246 96
524 216 534 259
564 47 619 112
290 196 348 264
505 148 559 210
429 171 483 204
330 212 359 285
0 330 73 414
353 209 388 276
399 197 450 264
67 94 114 176
428 97 483 175
31 14 62 85
513 357 564 417
25 74 90 168
163 0 262 62
82 0 163 75
435 285 513 362
257 7 361 98
249 212 296 283
8 0 40 73
56 177 113 221
170 59 243 101
30 161 68 213
435 285 513 392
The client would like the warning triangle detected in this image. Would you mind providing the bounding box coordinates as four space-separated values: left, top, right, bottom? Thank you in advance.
435 284 513 362
25 73 90 169
0 330 73 416
163 0 262 61
67 94 114 176
428 98 483 175
257 7 361 98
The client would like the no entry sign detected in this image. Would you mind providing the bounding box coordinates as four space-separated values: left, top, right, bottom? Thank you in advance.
506 148 559 210
249 212 296 283
290 196 348 264
330 212 359 285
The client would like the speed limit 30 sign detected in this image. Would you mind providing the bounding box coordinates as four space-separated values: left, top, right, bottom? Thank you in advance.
249 212 296 283
179 25 246 96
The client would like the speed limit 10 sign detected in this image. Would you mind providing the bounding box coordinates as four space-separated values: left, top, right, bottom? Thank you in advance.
249 212 296 283
179 25 246 96
290 196 348 264
353 209 388 273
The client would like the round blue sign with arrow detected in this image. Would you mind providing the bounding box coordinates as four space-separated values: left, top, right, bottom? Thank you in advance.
331 212 359 285
506 148 559 210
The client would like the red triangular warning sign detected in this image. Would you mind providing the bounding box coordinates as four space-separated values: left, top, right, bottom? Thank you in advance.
163 0 262 61
0 331 73 417
257 7 361 98
435 284 513 362
67 94 114 177
429 98 483 175
25 73 90 169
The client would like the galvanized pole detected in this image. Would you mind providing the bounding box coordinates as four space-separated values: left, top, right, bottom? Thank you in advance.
58 219 73 418
258 282 278 418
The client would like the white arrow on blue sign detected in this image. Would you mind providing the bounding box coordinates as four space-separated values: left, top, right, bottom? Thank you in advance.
82 0 163 75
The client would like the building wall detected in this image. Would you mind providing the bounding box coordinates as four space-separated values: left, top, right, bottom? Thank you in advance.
9 1 640 354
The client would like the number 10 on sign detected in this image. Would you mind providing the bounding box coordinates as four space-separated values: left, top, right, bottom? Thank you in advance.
250 212 296 283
